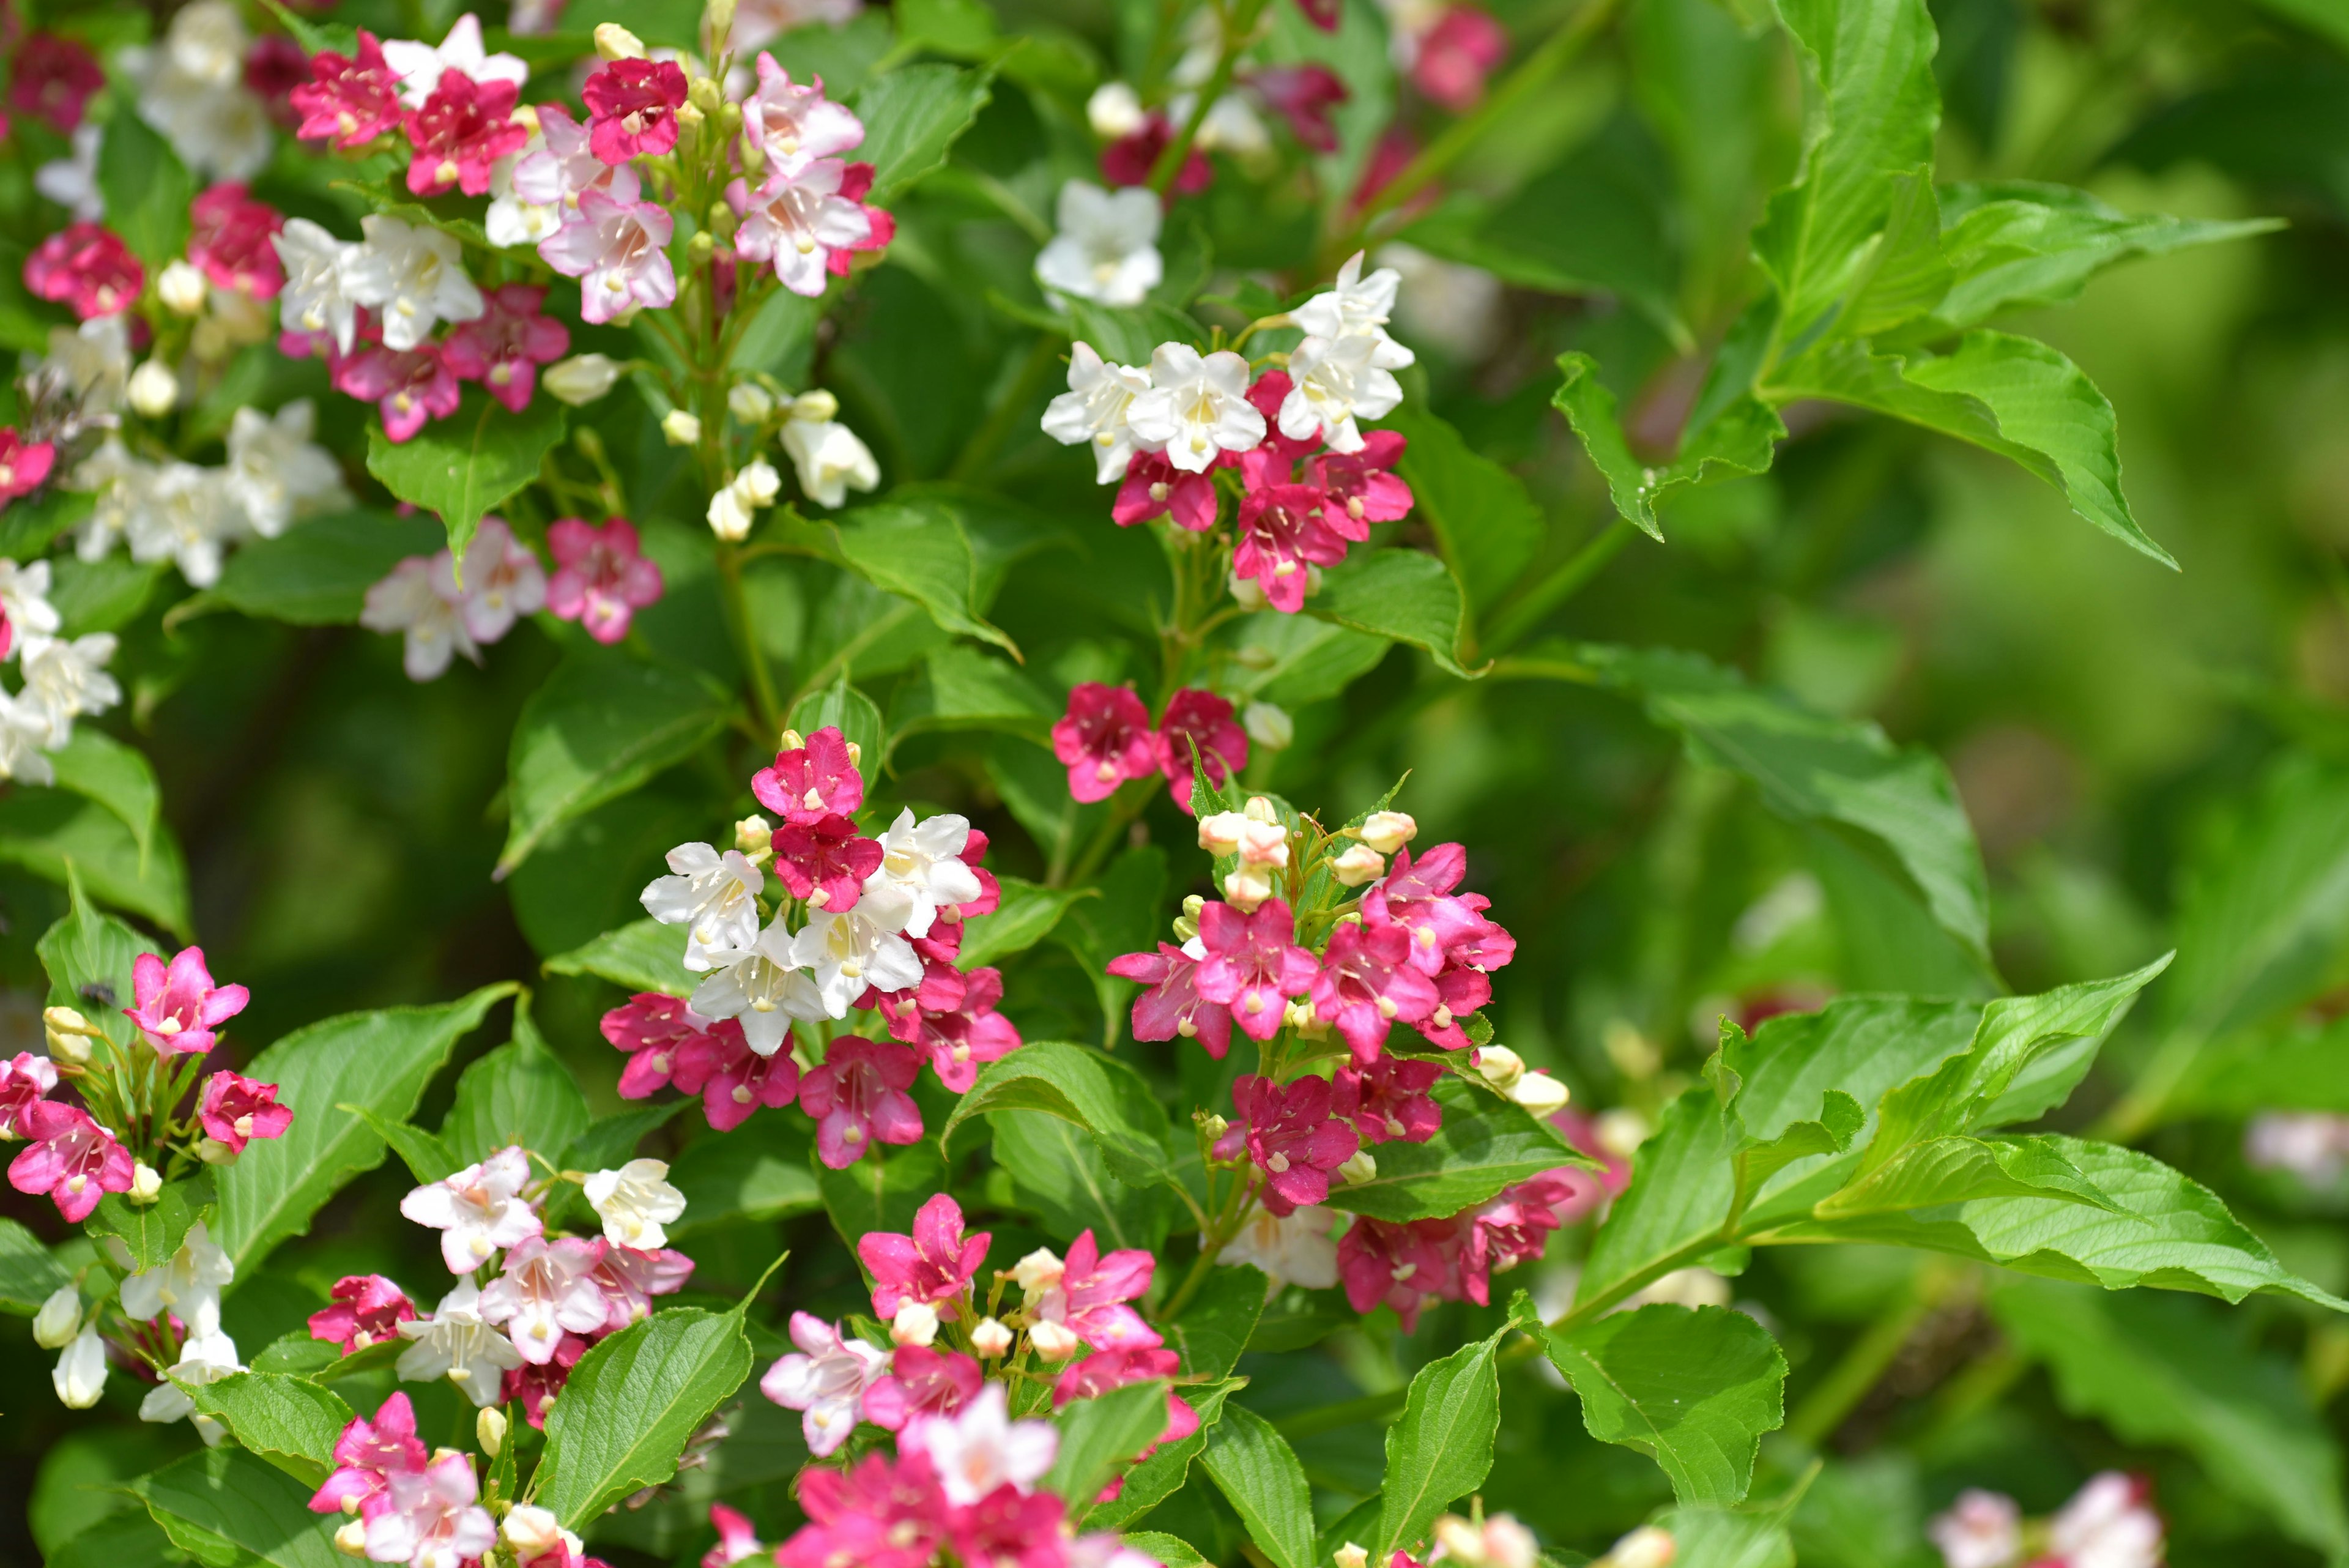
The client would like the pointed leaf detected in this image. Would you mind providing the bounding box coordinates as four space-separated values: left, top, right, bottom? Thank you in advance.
1374 1326 1506 1560
1323 1077 1589 1221
1308 548 1482 677
533 1304 758 1529
365 391 566 563
543 917 696 998
1047 1379 1173 1517
179 1372 354 1488
132 1447 341 1568
1201 1405 1318 1568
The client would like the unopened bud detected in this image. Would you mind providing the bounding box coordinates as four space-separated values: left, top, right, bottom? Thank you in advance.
44 1006 94 1063
1170 913 1198 943
1509 1071 1570 1116
777 727 806 752
128 359 178 418
730 382 776 424
335 1518 369 1555
594 21 648 58
1359 811 1416 854
128 1161 164 1200
704 0 738 51
790 388 839 423
1335 1149 1377 1184
1242 700 1293 751
1223 863 1274 913
735 814 773 853
891 1301 940 1347
686 228 715 264
1472 1045 1526 1091
1229 570 1269 611
844 740 863 768
32 1284 79 1347
707 485 753 541
971 1317 1012 1357
1330 843 1385 886
1234 819 1290 868
157 259 208 316
544 353 621 406
1243 795 1280 823
1198 810 1247 856
1086 81 1147 139
1285 997 1326 1038
1197 1111 1228 1140
477 1405 507 1457
662 409 703 447
195 1138 237 1166
1334 1545 1370 1568
689 75 724 114
1028 1318 1082 1360
1010 1246 1064 1295
733 458 781 507
1605 1526 1675 1568
503 1504 564 1557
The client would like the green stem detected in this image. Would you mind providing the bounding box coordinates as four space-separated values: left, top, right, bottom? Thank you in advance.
1148 0 1255 196
715 541 785 740
1483 518 1636 655
1781 1272 1944 1446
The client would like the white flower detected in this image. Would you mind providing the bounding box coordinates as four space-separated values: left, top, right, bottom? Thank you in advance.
1279 332 1404 454
1294 251 1416 368
1036 182 1163 308
1194 91 1269 155
1126 342 1265 474
273 220 364 355
366 1451 498 1568
1509 1071 1570 1116
790 896 923 1019
642 841 768 970
544 354 622 406
119 1221 236 1335
139 1327 242 1443
1028 1317 1082 1359
396 1280 526 1406
1219 1205 1340 1290
33 1284 80 1348
2047 1473 2162 1568
708 486 755 542
867 809 983 939
382 15 529 108
128 360 180 419
1928 1490 2021 1568
362 557 477 682
709 459 783 540
52 1324 106 1408
476 1236 609 1364
2245 1111 2349 1186
904 1383 1058 1506
35 125 103 222
501 1505 570 1560
119 462 237 587
224 401 344 538
435 518 546 644
0 695 56 784
158 260 209 316
124 2 272 180
662 409 703 447
1041 342 1152 484
781 417 880 508
736 458 782 505
689 921 825 1056
400 1145 543 1273
45 318 132 412
484 143 564 249
18 633 122 746
0 559 62 652
344 217 485 352
891 1301 940 1346
1431 1512 1538 1568
971 1317 1012 1357
1086 81 1147 139
760 1309 885 1457
582 1157 687 1250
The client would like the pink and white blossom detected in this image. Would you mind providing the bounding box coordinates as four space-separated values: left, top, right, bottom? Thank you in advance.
727 158 885 297
546 516 663 642
743 54 865 169
308 1391 427 1517
478 1236 610 1363
1025 1229 1160 1351
539 190 675 323
902 1382 1058 1506
399 1144 542 1272
643 840 768 970
761 1310 886 1455
362 1451 497 1568
380 15 528 108
395 1280 526 1405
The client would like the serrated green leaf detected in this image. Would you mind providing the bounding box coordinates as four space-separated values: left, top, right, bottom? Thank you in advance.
86 1172 215 1274
956 876 1094 968
0 1217 71 1312
180 1372 354 1488
1048 1379 1172 1518
1374 1326 1506 1560
850 62 996 201
364 390 565 563
1201 1405 1317 1568
439 1006 592 1167
533 1304 757 1529
943 1039 1178 1187
1088 1379 1239 1531
97 111 194 269
1308 548 1482 678
991 1109 1175 1252
338 1104 457 1183
46 729 161 871
1171 1263 1267 1380
1324 1077 1588 1221
1818 1134 2128 1217
1655 1503 1797 1568
543 918 696 998
36 872 163 1057
133 1446 341 1568
0 790 193 938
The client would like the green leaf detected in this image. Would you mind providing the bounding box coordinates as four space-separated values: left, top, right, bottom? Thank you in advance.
1374 1326 1505 1560
47 729 161 871
814 1138 948 1241
1089 1379 1239 1531
179 1372 354 1489
1120 1533 1213 1568
439 1008 592 1167
787 673 886 763
992 1108 1176 1251
1553 353 1786 538
0 790 193 938
1059 299 1210 366
543 918 696 997
850 63 996 201
132 1446 341 1568
1838 168 1952 340
891 643 1058 749
793 499 1019 655
533 1305 757 1529
1201 1405 1318 1568
1170 1263 1267 1380
1047 1379 1172 1517
565 1100 696 1174
956 876 1093 968
97 111 195 269
1382 403 1545 614
1324 1077 1587 1221
49 555 167 636
86 1171 216 1274
208 510 446 625
1308 548 1482 678
499 648 733 874
364 390 566 563
0 1217 70 1312
214 985 515 1270
1817 1134 2128 1217
340 1104 458 1183
668 1113 823 1233
1988 1279 2349 1561
941 1039 1177 1186
1528 1303 1788 1505
1653 1504 1796 1568
36 872 163 1056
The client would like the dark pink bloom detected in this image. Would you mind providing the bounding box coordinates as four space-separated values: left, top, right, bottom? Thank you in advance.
245 34 312 129
779 1451 949 1568
1311 920 1440 1063
198 1071 294 1153
124 945 250 1056
543 516 661 642
829 162 897 279
1113 451 1215 533
1457 1173 1570 1304
1249 64 1349 152
1215 1073 1359 1216
502 1332 587 1428
1100 113 1209 195
1152 688 1248 813
1052 1346 1196 1481
868 953 974 1042
1192 899 1315 1041
0 429 54 503
1334 1055 1444 1145
308 1274 418 1353
1107 941 1231 1058
752 725 865 825
188 183 286 299
1412 6 1508 111
442 283 569 412
673 1021 801 1132
582 57 688 164
863 1344 983 1431
705 1503 766 1567
1229 371 1318 490
1052 682 1156 804
1234 483 1351 614
1307 430 1414 537
859 1191 990 1318
336 343 461 442
770 813 883 911
600 991 719 1098
308 1391 426 1515
585 1243 695 1331
800 1035 922 1168
0 1050 56 1136
403 68 529 196
1033 1229 1160 1351
9 33 103 132
24 223 142 318
9 1103 132 1221
291 30 405 149
950 828 1000 921
1363 843 1488 975
909 965 1021 1093
948 1484 1067 1568
1293 0 1340 31
1337 1216 1460 1332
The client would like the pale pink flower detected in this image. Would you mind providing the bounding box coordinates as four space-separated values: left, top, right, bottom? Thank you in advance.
545 516 662 643
433 516 546 644
478 1236 610 1364
362 1451 496 1568
901 1383 1057 1506
743 53 864 169
727 158 878 297
399 1145 543 1273
585 1242 695 1330
512 103 644 211
760 1310 886 1455
1026 1229 1160 1351
538 190 675 323
1928 1488 2020 1568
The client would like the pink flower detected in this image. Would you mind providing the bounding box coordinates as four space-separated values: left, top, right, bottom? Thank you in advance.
1334 1055 1444 1145
308 1275 418 1354
1107 940 1231 1058
292 30 406 148
24 223 142 318
1249 64 1348 152
948 1484 1067 1568
123 945 250 1055
1337 1216 1459 1331
1235 483 1352 614
1192 899 1315 1041
727 158 886 297
400 1145 544 1274
513 102 644 210
1053 1347 1196 1481
1307 431 1414 532
779 1450 949 1568
1113 452 1216 533
2045 1472 2163 1568
1230 370 1318 491
800 1035 923 1168
335 343 461 442
9 1102 132 1221
743 54 865 168
0 1050 57 1136
1363 843 1488 975
10 33 103 132
1457 1174 1569 1304
674 1020 801 1132
1292 0 1340 31
0 429 56 503
600 992 720 1098
478 1236 610 1364
1310 920 1439 1063
442 283 570 412
1052 682 1156 803
753 724 866 824
863 1343 982 1431
705 1503 767 1567
361 1451 495 1566
246 35 313 129
760 1310 885 1455
1030 1230 1160 1351
1152 688 1248 812
540 189 676 324
582 57 688 163
543 516 661 642
904 1382 1058 1505
1542 1107 1630 1224
502 1332 586 1427
403 68 529 197
584 1243 695 1331
908 965 1022 1093
188 183 286 299
859 1192 991 1317
770 813 883 911
196 1071 294 1152
1100 113 1209 194
1412 6 1508 111
308 1391 426 1515
1215 1074 1359 1216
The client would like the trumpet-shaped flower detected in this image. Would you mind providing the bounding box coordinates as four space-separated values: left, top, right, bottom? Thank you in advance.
545 516 662 642
859 1192 991 1318
1041 342 1154 484
400 1145 542 1272
642 841 767 970
539 189 674 324
903 1383 1058 1506
308 1275 419 1354
583 1157 687 1250
345 215 484 350
396 1280 526 1405
380 15 528 108
760 1310 886 1455
689 921 825 1057
196 1071 292 1152
478 1236 610 1364
798 1034 922 1167
1126 343 1266 474
9 1102 133 1221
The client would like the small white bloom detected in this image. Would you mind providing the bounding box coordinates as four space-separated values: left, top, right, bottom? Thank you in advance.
484 143 563 249
0 694 56 784
1041 342 1153 484
708 485 755 542
1509 1071 1570 1116
0 559 62 652
45 317 132 413
735 458 782 506
382 15 530 108
903 1383 1058 1506
273 219 364 355
1359 811 1417 854
790 896 924 1019
544 354 622 405
971 1317 1013 1357
363 557 477 682
395 1280 525 1406
642 841 768 970
1471 1045 1526 1091
53 1323 107 1408
1928 1490 2018 1568
691 920 826 1056
1335 1149 1377 1184
1036 182 1163 309
35 125 105 222
662 408 704 447
1330 843 1386 886
1126 343 1266 474
344 217 486 352
1242 700 1293 751
583 1158 687 1251
157 259 209 316
1220 1205 1339 1291
891 1300 940 1347
1294 251 1417 369
1223 863 1275 913
1336 1545 1373 1568
33 1285 80 1348
867 809 983 939
123 4 272 180
1280 332 1405 453
399 1145 543 1273
1028 1316 1082 1359
118 461 238 587
119 1221 236 1335
1011 1247 1064 1296
139 1327 242 1442
1190 89 1269 156
791 388 840 423
502 1505 568 1559
477 1405 507 1456
18 632 122 746
127 360 180 419
730 383 777 423
781 417 880 508
1086 81 1146 139
224 401 346 538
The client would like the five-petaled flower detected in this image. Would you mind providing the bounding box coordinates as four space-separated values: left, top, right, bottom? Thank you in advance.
196 1071 293 1152
125 945 251 1055
860 1192 992 1318
400 1144 543 1272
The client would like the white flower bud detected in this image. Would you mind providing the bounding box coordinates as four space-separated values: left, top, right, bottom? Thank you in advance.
1223 863 1275 912
789 388 839 423
891 1301 940 1347
1244 795 1280 823
729 382 776 423
128 360 179 418
544 353 622 405
335 1517 370 1555
971 1317 1012 1358
1434 1517 1485 1565
503 1504 565 1557
1360 811 1417 854
196 1138 237 1165
661 409 703 447
1028 1318 1082 1360
1330 843 1386 886
1011 1247 1064 1295
33 1285 80 1347
1243 701 1293 751
1334 1545 1371 1568
53 1325 106 1408
595 21 648 58
1605 1526 1676 1568
1434 1515 1539 1568
158 259 209 316
1335 1150 1377 1185
1198 810 1248 856
128 1161 164 1201
735 813 773 853
1228 570 1269 611
733 458 781 507
708 485 754 541
1509 1071 1570 1116
477 1405 507 1457
1086 81 1147 139
1596 1108 1651 1159
1472 1046 1525 1091
1234 819 1290 868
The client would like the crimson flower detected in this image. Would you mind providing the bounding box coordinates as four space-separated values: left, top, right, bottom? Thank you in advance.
1337 1215 1460 1331
502 1332 588 1428
188 182 287 298
9 33 103 132
1216 1073 1360 1215
1334 1054 1444 1144
0 429 56 503
1307 430 1416 537
1230 370 1318 489
800 1035 923 1168
770 812 883 910
245 34 313 128
1052 1345 1198 1484
7 1102 132 1221
1113 451 1216 532
906 964 1022 1093
1234 483 1351 612
1031 1229 1161 1350
1100 112 1210 194
948 1483 1067 1568
1153 687 1249 812
863 1343 984 1430
1458 1173 1572 1303
602 992 719 1098
403 68 529 196
1310 919 1439 1062
24 223 143 319
442 283 571 412
1412 5 1508 111
778 1450 949 1568
308 1275 418 1354
198 1070 294 1152
307 1391 427 1515
1193 897 1315 1041
584 58 689 163
125 945 250 1056
1250 64 1349 152
753 725 866 824
1052 682 1156 803
1107 940 1231 1058
0 1050 56 1136
291 29 405 148
673 1020 801 1131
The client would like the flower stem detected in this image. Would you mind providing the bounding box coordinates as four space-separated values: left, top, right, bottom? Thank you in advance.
715 540 785 740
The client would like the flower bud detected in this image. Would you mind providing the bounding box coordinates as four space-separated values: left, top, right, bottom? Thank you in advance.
735 813 773 853
1234 819 1290 868
844 740 863 768
971 1317 1013 1358
1335 1149 1376 1185
1334 1545 1371 1568
1028 1318 1082 1360
1471 1045 1525 1091
777 727 806 752
707 486 752 541
504 1504 565 1557
662 409 703 447
128 1161 165 1200
335 1518 369 1555
33 1285 80 1348
730 382 776 424
1196 1112 1230 1142
477 1405 507 1457
790 388 839 423
595 21 648 59
128 359 179 418
1330 843 1385 886
1228 570 1269 611
1509 1071 1570 1116
53 1325 106 1408
1222 863 1275 913
733 458 781 507
158 259 209 316
510 102 540 134
1605 1526 1675 1568
546 354 622 406
891 1301 941 1347
1170 912 1198 943
44 1006 94 1064
1596 1108 1651 1159
1243 700 1293 751
1359 811 1417 854
1244 794 1280 823
1197 810 1247 856
1086 81 1147 139
1012 1248 1065 1296
703 0 738 51
689 75 725 114
685 228 715 265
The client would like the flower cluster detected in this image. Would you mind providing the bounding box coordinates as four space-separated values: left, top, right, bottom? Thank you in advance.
361 515 665 680
0 558 120 782
1929 1471 2164 1568
1052 682 1255 812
